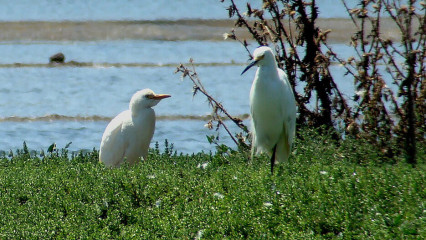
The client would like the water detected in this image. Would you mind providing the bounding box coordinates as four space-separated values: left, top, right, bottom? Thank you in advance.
0 119 249 155
0 42 376 154
0 39 256 153
0 40 247 64
0 0 359 21
0 65 253 117
0 0 403 154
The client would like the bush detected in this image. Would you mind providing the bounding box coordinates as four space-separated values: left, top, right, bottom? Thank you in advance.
0 134 424 238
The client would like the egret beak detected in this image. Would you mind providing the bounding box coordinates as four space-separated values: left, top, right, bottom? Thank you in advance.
151 94 171 100
241 60 258 75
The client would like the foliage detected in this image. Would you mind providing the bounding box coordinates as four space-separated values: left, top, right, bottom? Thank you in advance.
0 134 424 238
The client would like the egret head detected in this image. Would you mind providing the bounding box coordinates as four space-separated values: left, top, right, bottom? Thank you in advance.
130 89 171 112
241 46 276 75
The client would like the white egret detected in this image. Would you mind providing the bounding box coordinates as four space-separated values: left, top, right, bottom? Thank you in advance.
241 46 296 173
99 89 171 167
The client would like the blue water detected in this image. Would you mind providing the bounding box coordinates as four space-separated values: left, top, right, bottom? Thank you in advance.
0 119 249 155
0 0 405 154
0 39 403 153
0 0 359 21
0 40 255 153
0 65 253 118
0 40 247 64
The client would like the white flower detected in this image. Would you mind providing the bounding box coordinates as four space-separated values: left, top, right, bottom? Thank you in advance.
355 90 366 98
197 162 209 169
147 174 156 179
320 171 328 175
195 229 204 240
213 193 224 199
263 202 273 207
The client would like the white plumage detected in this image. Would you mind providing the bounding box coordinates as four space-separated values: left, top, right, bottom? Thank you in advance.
242 46 296 173
99 89 170 167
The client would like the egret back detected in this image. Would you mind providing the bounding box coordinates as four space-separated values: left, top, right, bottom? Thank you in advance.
99 110 129 167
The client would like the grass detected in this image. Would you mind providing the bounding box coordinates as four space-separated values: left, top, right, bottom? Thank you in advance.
0 128 424 239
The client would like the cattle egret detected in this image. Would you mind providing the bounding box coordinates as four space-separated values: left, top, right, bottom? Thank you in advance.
99 89 171 167
241 46 296 173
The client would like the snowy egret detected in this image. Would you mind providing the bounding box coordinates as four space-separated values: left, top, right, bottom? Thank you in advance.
99 89 171 167
241 46 296 173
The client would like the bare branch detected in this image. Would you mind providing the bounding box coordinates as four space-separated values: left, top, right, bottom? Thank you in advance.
175 62 250 149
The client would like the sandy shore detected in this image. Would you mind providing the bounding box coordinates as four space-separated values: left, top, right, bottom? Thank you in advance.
0 18 408 43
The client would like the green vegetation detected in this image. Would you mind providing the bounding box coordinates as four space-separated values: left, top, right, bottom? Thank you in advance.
0 129 424 239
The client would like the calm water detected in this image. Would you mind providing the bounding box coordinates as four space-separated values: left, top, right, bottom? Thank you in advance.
0 1 402 154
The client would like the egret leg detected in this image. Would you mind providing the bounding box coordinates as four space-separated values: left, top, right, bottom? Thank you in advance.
249 134 256 163
270 144 277 174
250 145 255 163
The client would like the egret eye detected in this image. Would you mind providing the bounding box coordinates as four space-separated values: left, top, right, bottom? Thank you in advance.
146 93 155 99
254 54 265 61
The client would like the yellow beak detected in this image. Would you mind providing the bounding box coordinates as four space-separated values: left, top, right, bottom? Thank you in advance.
150 94 171 100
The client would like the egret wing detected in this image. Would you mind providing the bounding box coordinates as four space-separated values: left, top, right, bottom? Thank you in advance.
278 69 296 149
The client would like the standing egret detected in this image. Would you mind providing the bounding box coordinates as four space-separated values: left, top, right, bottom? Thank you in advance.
241 46 296 173
99 89 171 167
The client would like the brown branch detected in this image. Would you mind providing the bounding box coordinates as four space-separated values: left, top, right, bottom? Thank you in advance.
175 61 249 149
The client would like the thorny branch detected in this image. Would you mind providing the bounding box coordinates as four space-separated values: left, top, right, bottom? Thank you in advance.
339 0 424 163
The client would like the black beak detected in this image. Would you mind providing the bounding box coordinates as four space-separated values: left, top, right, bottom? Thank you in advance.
241 60 258 75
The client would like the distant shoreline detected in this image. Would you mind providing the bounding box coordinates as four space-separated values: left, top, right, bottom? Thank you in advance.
0 18 407 43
